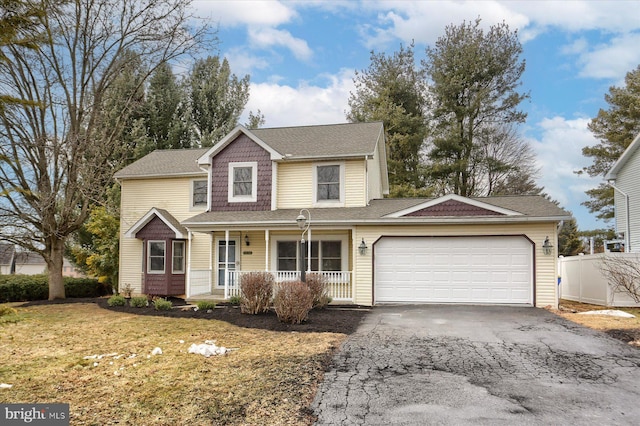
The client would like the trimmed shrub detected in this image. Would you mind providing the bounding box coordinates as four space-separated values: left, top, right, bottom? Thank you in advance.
273 280 314 324
228 295 241 306
153 298 173 311
239 272 274 314
196 301 216 310
129 297 148 308
0 275 106 302
306 273 331 308
107 294 126 306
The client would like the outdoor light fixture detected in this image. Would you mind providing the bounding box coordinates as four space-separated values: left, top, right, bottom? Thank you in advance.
358 238 368 255
244 234 250 246
542 236 553 256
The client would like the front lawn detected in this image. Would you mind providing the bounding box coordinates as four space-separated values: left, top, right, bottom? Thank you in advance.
0 301 355 425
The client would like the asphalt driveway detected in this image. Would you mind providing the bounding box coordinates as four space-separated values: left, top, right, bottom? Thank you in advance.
311 305 640 425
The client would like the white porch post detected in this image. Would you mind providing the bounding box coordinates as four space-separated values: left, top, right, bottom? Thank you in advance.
224 229 230 299
209 232 213 293
307 226 311 273
186 230 192 298
265 229 270 271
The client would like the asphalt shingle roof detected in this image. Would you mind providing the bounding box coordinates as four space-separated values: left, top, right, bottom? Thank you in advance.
182 196 570 227
114 148 208 179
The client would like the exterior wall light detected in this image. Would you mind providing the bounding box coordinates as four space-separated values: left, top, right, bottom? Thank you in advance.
358 238 368 255
542 236 554 256
244 234 250 246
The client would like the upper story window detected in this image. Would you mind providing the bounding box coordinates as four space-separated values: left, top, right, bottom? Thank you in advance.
228 162 257 203
314 163 344 206
192 180 207 208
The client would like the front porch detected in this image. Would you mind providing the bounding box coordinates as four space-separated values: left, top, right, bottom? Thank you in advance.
187 270 354 303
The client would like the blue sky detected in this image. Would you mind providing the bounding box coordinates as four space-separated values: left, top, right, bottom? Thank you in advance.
191 0 640 231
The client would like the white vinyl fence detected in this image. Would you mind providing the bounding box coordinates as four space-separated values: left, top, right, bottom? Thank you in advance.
559 253 640 307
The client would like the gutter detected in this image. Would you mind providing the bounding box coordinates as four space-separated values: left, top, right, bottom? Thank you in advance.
608 180 631 252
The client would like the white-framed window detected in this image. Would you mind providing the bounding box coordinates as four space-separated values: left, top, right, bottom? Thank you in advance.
172 241 185 274
191 179 207 208
228 162 257 203
147 241 165 274
272 236 347 272
313 162 344 206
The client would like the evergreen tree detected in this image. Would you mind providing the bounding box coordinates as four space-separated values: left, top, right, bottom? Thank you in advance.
558 218 584 256
347 44 430 195
423 19 531 197
581 65 640 220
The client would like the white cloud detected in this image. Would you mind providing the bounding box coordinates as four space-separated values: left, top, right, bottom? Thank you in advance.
241 69 356 127
575 33 640 80
528 116 605 229
224 48 271 77
248 27 313 61
191 0 296 27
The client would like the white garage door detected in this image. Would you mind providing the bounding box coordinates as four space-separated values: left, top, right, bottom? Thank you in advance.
374 236 533 304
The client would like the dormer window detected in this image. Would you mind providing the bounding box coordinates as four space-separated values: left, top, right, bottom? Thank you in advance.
314 162 344 206
228 162 257 203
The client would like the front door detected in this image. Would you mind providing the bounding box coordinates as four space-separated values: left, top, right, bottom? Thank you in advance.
217 239 238 288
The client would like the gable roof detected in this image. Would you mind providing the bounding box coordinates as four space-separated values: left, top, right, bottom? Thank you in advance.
114 148 208 180
182 195 570 228
605 132 640 180
125 208 188 239
384 194 522 218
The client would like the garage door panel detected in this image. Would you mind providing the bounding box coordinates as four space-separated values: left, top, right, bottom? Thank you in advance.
375 236 533 304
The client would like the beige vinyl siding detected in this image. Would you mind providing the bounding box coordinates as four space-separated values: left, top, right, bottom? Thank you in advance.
119 176 205 294
276 162 312 208
367 154 383 200
239 231 268 271
344 159 366 207
616 149 640 252
276 160 368 209
353 222 558 308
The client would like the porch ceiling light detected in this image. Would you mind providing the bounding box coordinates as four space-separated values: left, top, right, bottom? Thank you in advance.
358 238 368 255
542 236 553 256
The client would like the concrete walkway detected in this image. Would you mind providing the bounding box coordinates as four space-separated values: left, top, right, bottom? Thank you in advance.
311 305 640 425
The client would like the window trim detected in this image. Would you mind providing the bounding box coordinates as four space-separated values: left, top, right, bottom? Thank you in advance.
147 240 166 274
191 179 208 210
172 240 185 274
313 162 345 207
228 161 258 203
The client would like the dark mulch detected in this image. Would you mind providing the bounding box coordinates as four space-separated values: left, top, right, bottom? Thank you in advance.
605 328 640 343
19 297 370 334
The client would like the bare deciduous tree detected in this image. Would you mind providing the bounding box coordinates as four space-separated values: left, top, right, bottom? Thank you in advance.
600 255 640 303
0 0 208 299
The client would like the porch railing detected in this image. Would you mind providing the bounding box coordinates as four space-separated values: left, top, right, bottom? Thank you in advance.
190 270 353 302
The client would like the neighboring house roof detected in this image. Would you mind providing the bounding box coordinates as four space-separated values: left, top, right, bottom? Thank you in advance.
125 207 188 239
182 195 570 228
14 251 45 265
605 132 640 180
114 148 209 179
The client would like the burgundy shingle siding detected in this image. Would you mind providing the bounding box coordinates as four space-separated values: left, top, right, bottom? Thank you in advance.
406 199 505 217
210 135 272 211
135 216 185 296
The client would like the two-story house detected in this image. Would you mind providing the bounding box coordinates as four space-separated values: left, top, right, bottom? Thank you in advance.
115 122 569 307
605 132 640 253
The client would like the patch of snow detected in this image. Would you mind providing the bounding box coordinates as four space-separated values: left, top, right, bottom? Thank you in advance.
578 310 635 318
0 383 12 389
188 341 231 357
151 347 162 356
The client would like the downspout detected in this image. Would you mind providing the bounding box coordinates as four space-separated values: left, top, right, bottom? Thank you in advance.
186 230 192 298
609 181 631 253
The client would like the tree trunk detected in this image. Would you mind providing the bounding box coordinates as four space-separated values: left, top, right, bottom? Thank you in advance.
47 237 66 300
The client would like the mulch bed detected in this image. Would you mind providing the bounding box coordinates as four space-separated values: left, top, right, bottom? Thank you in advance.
19 297 370 334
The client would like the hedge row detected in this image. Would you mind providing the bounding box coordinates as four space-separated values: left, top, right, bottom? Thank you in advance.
0 274 110 302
